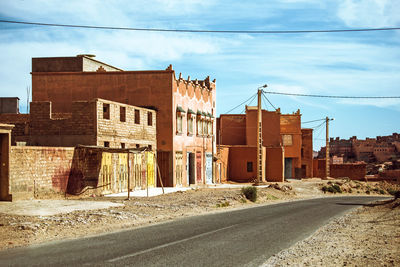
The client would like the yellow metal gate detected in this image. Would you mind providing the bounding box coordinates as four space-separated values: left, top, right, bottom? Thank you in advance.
118 153 128 192
101 152 112 192
146 152 155 188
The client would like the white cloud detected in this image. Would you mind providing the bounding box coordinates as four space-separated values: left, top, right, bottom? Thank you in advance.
337 0 400 27
338 98 400 109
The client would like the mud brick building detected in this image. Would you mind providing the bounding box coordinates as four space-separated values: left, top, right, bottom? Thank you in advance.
301 128 313 178
280 110 302 178
0 97 20 114
319 133 399 164
30 55 216 187
0 98 157 149
217 106 312 182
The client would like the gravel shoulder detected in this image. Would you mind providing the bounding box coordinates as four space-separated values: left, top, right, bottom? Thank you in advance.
263 198 400 267
0 179 398 255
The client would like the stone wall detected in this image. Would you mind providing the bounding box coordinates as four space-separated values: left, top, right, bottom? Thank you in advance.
96 99 157 149
9 146 74 200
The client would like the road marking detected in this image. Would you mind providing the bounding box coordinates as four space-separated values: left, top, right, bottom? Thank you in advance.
107 224 238 262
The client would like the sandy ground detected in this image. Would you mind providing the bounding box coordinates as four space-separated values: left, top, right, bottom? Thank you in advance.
263 198 400 267
0 178 399 263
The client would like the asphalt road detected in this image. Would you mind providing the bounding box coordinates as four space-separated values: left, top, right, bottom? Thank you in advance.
0 196 387 267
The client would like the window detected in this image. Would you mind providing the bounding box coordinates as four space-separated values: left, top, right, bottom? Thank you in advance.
103 103 110 120
135 109 140 124
197 118 202 135
177 115 183 133
208 121 212 136
282 134 293 146
203 119 207 135
247 162 253 172
187 116 194 135
121 143 125 148
148 112 153 126
104 141 110 147
120 106 126 122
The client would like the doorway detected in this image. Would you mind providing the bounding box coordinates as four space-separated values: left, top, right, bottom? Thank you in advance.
0 133 11 201
284 158 293 179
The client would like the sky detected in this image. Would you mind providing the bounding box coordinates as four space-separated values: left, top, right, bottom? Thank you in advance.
0 0 399 150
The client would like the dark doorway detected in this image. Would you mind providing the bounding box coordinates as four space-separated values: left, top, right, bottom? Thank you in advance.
0 133 11 201
284 158 293 179
188 152 195 185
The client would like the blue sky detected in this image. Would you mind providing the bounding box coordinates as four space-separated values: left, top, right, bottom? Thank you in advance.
0 0 399 150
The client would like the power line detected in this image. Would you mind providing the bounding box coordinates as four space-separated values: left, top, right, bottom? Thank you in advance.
223 92 257 114
302 118 326 124
261 91 278 110
263 91 400 99
1 19 400 34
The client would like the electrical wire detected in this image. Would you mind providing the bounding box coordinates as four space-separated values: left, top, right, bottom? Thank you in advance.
261 91 277 110
263 91 400 99
302 118 326 124
1 20 400 34
223 92 257 114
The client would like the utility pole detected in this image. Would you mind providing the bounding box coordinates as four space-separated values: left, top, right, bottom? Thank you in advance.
256 85 267 185
325 117 334 178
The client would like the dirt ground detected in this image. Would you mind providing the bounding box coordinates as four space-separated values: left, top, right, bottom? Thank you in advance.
263 198 400 267
0 178 399 260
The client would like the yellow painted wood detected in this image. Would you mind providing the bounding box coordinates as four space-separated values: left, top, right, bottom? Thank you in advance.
146 152 155 187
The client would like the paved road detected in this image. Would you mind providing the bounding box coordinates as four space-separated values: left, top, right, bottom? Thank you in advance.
0 196 387 266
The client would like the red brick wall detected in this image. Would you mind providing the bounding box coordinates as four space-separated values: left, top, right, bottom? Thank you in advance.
28 101 97 146
0 114 29 144
377 170 400 183
32 70 173 151
245 109 281 147
9 146 74 200
280 114 302 160
219 114 246 145
228 146 258 182
266 147 284 182
301 128 313 177
26 99 156 149
313 159 366 180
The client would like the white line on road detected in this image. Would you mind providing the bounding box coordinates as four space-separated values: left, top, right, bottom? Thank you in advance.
107 224 238 263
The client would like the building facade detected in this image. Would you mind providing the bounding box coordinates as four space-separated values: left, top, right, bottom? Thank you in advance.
0 98 156 149
217 106 312 181
30 55 216 187
318 133 399 164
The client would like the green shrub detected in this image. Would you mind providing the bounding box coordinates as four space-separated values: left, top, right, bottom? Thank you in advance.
241 186 257 202
332 184 342 193
366 190 370 195
379 189 385 195
216 201 230 208
322 184 342 194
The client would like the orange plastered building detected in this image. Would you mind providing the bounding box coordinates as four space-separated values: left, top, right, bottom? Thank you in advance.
31 55 216 187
